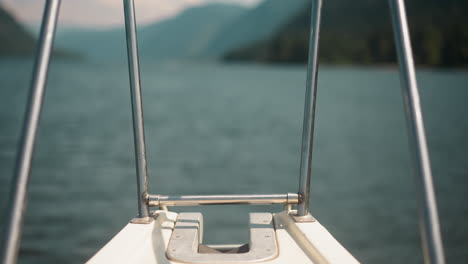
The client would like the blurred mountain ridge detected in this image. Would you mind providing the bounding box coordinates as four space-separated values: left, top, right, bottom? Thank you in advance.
0 5 36 56
224 0 468 67
54 3 247 61
0 5 80 59
201 0 309 57
54 0 308 62
4 0 467 67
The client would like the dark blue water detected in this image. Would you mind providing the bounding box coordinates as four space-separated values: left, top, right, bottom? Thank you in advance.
0 58 467 263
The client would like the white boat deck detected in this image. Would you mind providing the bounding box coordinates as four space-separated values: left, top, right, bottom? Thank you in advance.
87 210 359 264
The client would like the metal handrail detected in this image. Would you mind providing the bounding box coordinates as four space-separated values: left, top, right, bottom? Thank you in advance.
123 0 151 223
148 193 299 207
389 0 445 263
0 1 61 263
297 0 323 217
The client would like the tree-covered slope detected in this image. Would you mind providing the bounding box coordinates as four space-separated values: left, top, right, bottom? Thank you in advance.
224 0 468 67
203 0 308 57
0 5 36 56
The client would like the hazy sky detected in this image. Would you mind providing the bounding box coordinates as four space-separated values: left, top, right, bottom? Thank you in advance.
1 0 262 28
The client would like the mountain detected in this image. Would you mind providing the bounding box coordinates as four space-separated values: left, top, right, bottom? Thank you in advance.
202 0 308 57
0 5 36 56
224 0 468 67
55 4 246 61
138 4 246 60
55 27 125 61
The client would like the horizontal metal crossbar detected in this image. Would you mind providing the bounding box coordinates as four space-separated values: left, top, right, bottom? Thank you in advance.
148 193 300 207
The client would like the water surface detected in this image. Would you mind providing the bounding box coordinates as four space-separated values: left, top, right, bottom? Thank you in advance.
0 59 467 263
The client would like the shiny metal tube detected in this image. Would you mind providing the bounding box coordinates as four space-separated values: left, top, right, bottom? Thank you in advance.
297 0 323 217
148 193 299 207
0 1 61 263
389 0 445 263
123 0 150 220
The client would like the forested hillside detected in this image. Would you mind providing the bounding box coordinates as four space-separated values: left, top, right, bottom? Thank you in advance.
0 5 36 56
224 0 468 67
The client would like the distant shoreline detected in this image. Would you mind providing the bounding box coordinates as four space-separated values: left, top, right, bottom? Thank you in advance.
220 60 468 71
1 56 466 72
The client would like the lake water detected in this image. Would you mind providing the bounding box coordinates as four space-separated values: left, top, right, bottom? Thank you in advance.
0 58 467 263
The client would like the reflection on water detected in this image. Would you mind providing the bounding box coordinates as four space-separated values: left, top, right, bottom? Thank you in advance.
0 59 467 263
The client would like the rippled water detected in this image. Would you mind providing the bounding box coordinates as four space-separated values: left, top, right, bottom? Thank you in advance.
0 58 467 263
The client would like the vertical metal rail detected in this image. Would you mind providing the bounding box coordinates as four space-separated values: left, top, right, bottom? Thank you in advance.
389 0 445 263
297 0 323 217
123 0 151 222
0 1 61 263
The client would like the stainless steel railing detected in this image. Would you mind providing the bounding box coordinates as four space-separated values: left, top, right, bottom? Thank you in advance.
148 193 299 207
0 0 445 263
389 0 446 263
123 0 151 223
0 1 61 263
297 0 322 218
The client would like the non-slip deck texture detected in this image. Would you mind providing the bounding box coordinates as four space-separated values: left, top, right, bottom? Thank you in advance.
166 212 278 264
